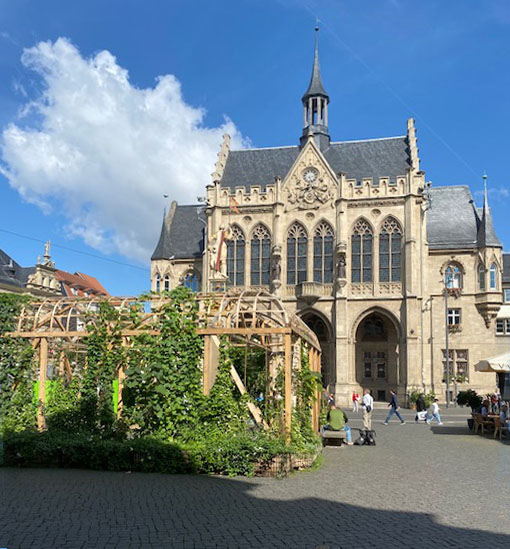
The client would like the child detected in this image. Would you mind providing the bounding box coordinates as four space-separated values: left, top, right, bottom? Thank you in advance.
426 398 443 425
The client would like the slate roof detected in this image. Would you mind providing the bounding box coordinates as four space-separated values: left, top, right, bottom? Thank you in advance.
503 254 510 284
220 137 411 191
302 32 328 101
426 186 501 249
0 248 34 289
151 204 205 261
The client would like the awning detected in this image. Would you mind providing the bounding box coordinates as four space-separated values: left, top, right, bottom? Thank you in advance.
475 353 510 373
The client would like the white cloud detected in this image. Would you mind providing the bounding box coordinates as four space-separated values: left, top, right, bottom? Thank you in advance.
1 38 247 262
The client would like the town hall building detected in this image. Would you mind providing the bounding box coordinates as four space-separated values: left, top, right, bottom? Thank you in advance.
151 30 510 405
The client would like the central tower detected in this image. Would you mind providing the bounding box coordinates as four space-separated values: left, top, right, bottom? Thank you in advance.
300 26 330 150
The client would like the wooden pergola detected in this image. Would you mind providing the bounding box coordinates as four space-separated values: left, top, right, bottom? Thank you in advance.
5 289 322 438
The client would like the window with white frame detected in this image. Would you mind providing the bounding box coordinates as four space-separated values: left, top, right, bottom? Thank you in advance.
504 288 510 302
496 318 510 335
447 308 461 326
155 274 161 292
442 349 469 382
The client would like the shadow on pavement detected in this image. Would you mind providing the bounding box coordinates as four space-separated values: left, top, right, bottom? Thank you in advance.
1 467 510 548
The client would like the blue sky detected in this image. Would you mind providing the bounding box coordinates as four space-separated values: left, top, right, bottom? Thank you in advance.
0 0 509 296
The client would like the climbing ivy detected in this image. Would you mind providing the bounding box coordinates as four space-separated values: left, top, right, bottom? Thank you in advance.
0 293 36 433
124 286 204 437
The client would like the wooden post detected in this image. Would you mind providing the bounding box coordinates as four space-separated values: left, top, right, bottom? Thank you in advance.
117 337 127 420
284 333 292 443
315 349 321 433
203 335 211 395
309 347 318 433
38 338 48 431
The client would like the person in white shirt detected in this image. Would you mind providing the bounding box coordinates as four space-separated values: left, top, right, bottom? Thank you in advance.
426 398 443 425
361 389 374 430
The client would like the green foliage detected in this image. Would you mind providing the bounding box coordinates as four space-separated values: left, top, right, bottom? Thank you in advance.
457 389 483 410
124 286 204 437
291 344 321 449
0 293 36 432
409 390 435 408
3 430 191 473
192 339 249 439
188 431 289 476
1 288 321 476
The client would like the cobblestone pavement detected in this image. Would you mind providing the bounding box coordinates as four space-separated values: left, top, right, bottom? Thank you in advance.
1 407 510 548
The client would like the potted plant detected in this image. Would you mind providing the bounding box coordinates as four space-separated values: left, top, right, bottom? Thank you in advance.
457 389 483 430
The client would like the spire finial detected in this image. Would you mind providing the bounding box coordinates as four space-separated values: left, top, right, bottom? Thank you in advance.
483 172 488 208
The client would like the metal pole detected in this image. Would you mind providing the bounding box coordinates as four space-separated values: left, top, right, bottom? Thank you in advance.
444 285 450 409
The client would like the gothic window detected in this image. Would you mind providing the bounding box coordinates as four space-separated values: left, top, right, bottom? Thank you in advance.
478 264 486 291
351 219 373 283
155 274 161 292
313 222 334 284
227 225 245 286
379 217 402 282
490 263 497 289
182 271 199 292
250 225 271 286
287 222 307 285
163 275 170 292
445 264 462 289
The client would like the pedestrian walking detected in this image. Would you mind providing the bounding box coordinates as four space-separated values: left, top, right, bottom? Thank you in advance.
383 390 405 425
352 391 360 412
361 389 374 430
426 398 443 425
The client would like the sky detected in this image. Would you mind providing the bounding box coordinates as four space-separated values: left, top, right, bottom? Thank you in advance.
0 0 509 296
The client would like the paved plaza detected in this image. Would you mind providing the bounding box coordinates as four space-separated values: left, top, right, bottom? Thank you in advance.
1 406 510 548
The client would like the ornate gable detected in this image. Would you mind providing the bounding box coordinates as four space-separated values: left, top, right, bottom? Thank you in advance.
282 137 338 212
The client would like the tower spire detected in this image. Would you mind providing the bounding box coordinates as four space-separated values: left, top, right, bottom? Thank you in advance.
477 173 500 247
301 24 330 150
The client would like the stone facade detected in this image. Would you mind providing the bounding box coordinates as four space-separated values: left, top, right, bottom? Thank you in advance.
151 32 508 405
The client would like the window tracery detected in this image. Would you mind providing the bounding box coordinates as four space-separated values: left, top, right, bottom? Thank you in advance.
313 221 334 283
379 217 402 283
227 225 245 286
287 222 307 285
251 225 271 286
351 219 373 283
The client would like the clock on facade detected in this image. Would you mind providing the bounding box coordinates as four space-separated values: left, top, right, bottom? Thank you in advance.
303 167 319 183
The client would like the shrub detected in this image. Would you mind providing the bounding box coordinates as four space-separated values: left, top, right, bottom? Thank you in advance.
457 389 482 410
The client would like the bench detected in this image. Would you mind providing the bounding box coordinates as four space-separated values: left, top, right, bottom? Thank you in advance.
322 429 347 447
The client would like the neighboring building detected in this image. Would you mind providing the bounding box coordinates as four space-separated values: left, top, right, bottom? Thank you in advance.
56 270 108 298
151 30 510 404
0 242 109 298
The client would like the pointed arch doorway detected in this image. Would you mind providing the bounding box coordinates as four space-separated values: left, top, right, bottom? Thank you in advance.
301 311 334 390
354 310 401 402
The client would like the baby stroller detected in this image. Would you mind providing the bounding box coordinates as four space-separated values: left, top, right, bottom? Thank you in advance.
353 428 376 446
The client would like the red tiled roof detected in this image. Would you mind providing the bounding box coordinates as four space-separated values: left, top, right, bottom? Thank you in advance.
55 270 109 297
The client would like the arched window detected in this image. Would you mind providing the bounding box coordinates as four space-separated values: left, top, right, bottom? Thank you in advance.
490 263 497 289
379 217 402 282
183 271 199 292
478 264 485 291
313 221 334 283
227 225 245 286
251 225 271 286
163 274 170 292
287 222 307 284
351 219 373 283
445 264 462 289
155 273 161 292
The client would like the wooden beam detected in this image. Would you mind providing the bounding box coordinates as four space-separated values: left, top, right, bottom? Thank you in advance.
284 333 292 443
197 327 291 336
38 338 48 431
229 364 268 429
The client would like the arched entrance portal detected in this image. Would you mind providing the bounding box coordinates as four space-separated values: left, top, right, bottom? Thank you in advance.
301 311 334 390
355 312 400 402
